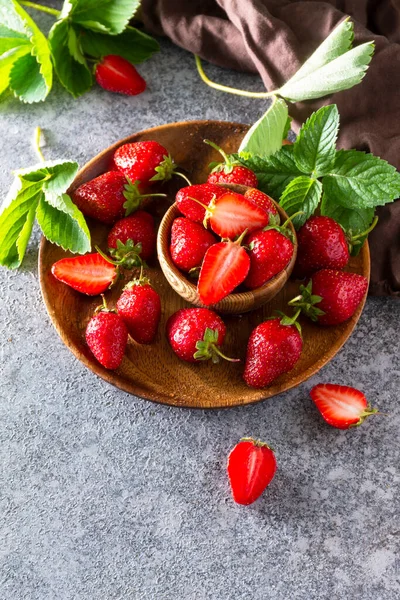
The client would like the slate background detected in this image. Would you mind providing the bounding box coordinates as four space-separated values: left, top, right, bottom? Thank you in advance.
1 3 399 599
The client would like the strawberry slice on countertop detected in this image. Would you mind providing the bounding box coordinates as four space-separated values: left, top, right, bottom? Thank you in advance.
310 384 379 429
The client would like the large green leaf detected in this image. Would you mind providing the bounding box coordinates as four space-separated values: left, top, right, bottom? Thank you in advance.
293 105 339 176
80 26 160 63
37 193 91 254
238 96 289 158
0 45 30 95
67 0 141 35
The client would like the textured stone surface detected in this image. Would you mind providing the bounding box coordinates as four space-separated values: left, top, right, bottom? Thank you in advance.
1 5 400 600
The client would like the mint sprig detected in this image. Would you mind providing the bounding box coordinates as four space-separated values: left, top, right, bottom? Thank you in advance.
0 131 91 269
293 105 339 177
0 0 159 102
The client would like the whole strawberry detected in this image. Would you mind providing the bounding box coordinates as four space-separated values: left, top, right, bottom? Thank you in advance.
170 217 217 273
107 210 156 261
244 220 295 289
227 438 277 505
117 274 161 344
166 308 238 363
294 216 349 278
244 313 303 388
244 189 279 222
175 183 225 223
113 140 187 185
86 298 128 369
289 269 368 325
310 384 379 429
205 139 258 187
95 55 146 96
72 172 161 224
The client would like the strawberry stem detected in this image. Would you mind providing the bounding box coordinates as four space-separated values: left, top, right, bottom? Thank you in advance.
33 126 45 163
19 1 60 16
204 139 231 166
351 216 379 242
195 55 275 99
174 172 192 186
235 229 249 246
282 211 305 229
211 345 241 363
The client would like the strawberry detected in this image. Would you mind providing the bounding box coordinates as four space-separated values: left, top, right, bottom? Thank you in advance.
244 219 295 289
86 298 128 369
166 308 238 363
294 216 349 278
244 188 279 222
227 438 277 505
203 191 269 238
116 273 161 344
107 211 156 262
310 384 379 429
95 55 146 96
244 313 303 388
51 253 117 295
72 172 164 224
170 217 217 273
175 183 225 223
205 139 258 187
289 269 368 326
113 140 189 186
198 233 250 305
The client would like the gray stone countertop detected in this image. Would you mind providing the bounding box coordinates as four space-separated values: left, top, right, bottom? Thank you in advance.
1 6 399 600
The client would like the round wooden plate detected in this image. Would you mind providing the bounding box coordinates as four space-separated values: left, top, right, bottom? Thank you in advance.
39 120 370 409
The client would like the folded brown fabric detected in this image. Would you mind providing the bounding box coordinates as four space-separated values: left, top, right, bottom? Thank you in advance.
141 0 400 297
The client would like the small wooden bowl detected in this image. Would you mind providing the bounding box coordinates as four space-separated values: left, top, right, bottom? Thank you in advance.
157 190 297 314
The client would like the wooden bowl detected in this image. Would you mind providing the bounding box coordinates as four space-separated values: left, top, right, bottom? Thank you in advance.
38 120 370 409
157 194 297 314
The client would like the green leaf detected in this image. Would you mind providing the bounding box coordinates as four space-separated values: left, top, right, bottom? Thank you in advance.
36 193 91 254
238 146 303 200
80 26 160 63
279 176 322 228
49 19 92 98
323 149 400 209
68 0 140 35
293 105 339 176
0 45 30 95
0 177 43 268
9 52 48 103
278 40 374 102
282 115 292 140
0 24 31 54
238 96 289 157
0 0 27 34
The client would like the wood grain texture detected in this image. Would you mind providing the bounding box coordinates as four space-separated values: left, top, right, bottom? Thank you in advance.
38 120 370 409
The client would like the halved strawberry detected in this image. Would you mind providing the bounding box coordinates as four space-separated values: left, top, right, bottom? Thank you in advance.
95 55 146 96
175 183 225 223
198 235 250 305
310 384 379 429
51 253 117 295
205 191 269 238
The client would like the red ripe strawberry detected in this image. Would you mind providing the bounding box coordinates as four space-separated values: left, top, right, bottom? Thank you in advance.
245 225 294 290
205 138 258 187
107 211 156 261
51 253 117 295
310 384 379 429
113 140 187 186
175 183 225 223
170 217 217 273
204 191 269 238
117 275 161 344
244 315 303 388
72 172 162 224
289 269 368 326
244 188 279 221
167 307 238 363
294 216 349 278
86 301 128 369
227 438 277 505
198 234 250 305
95 55 146 96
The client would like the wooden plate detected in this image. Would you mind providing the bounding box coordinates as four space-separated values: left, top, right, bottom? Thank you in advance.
38 120 370 409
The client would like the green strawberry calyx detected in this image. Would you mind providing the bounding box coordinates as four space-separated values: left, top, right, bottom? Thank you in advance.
204 139 241 174
194 327 240 364
288 281 325 323
150 155 191 185
123 178 166 216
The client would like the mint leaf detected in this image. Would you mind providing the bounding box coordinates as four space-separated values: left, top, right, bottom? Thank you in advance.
277 19 374 102
49 20 92 98
238 146 303 200
323 149 400 209
0 159 90 268
36 193 91 254
80 26 160 64
294 105 339 176
67 0 140 35
279 176 322 228
238 96 289 157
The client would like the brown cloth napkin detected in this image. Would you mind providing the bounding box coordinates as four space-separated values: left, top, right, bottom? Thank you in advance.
141 0 400 297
